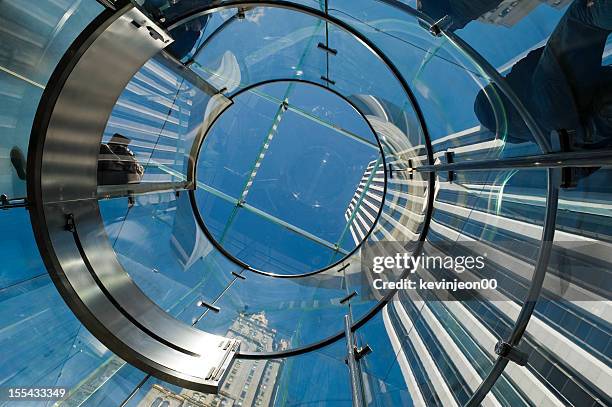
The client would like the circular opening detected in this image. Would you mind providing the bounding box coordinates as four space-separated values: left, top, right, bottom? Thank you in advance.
193 80 386 276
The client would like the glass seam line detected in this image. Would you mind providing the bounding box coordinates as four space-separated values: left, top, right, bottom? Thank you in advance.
153 161 347 253
249 87 378 149
0 65 45 89
192 63 378 149
201 181 349 254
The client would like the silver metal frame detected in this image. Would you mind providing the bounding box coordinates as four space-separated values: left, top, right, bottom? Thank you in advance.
27 4 238 393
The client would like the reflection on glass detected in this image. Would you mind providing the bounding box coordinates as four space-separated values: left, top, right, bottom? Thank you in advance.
190 6 327 90
99 56 214 188
125 338 351 407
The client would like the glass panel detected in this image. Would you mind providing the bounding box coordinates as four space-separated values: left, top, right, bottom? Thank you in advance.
0 208 126 403
533 166 612 406
100 56 219 188
0 207 48 294
190 6 327 92
2 2 610 406
0 71 42 201
355 168 549 404
0 0 104 85
219 206 342 274
357 307 431 407
100 192 241 321
427 1 569 70
0 1 120 402
195 85 286 199
427 169 549 314
136 0 325 25
101 190 354 349
116 339 351 407
328 0 546 160
69 363 148 406
0 0 104 200
189 267 351 348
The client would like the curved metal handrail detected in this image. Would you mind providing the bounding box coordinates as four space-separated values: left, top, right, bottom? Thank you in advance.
27 3 240 392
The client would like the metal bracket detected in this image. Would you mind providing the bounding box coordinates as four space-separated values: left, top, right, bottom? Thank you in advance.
557 129 578 189
95 0 126 10
445 151 455 183
344 314 366 407
317 42 338 55
231 271 246 280
237 6 253 19
0 195 28 210
495 341 528 366
337 263 350 273
65 213 76 232
429 15 453 36
197 300 221 313
320 76 336 85
354 344 372 361
388 162 413 180
344 344 373 364
129 14 172 45
145 25 168 43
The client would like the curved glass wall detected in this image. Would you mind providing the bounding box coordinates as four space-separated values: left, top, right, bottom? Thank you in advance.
1 0 611 406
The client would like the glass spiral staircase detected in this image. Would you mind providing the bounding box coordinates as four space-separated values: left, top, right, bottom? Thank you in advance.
0 0 610 406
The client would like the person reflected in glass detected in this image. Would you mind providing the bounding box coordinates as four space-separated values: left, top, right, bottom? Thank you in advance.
419 0 611 184
10 134 144 187
98 134 145 186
